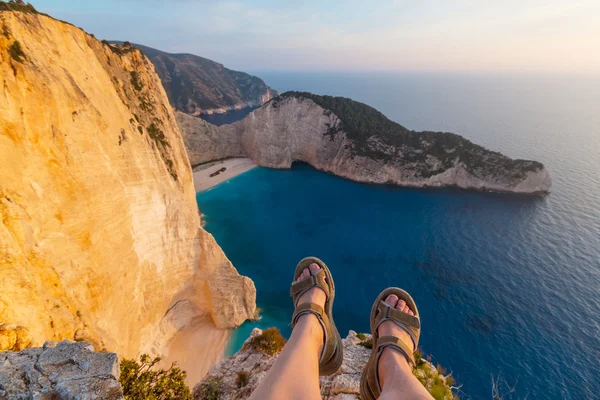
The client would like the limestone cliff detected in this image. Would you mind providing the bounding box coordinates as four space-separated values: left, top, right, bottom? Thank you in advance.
0 7 255 379
178 93 551 195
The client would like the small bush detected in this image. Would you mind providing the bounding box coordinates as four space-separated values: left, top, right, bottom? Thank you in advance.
243 327 286 356
8 40 25 62
193 377 222 400
2 23 10 38
436 363 447 376
147 123 168 147
120 354 191 400
130 70 143 91
0 1 38 14
358 338 373 349
236 371 249 388
356 332 367 340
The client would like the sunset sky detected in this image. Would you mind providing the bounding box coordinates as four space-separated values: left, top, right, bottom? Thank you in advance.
33 0 600 73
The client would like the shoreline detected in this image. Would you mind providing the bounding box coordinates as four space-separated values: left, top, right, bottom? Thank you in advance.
193 158 257 192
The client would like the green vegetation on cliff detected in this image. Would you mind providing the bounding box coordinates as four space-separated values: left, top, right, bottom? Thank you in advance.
242 327 287 356
120 354 192 400
0 0 37 14
274 92 543 180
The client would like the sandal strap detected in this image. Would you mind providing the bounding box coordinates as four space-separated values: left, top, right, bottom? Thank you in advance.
290 269 330 305
373 301 420 348
376 335 416 366
290 302 336 364
368 335 416 395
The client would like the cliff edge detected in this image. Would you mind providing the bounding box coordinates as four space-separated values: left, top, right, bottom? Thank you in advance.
178 92 551 195
0 7 255 381
195 329 457 400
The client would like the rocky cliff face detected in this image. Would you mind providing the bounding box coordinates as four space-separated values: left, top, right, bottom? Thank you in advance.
0 8 255 380
178 94 551 195
0 341 123 400
177 112 245 166
130 43 277 116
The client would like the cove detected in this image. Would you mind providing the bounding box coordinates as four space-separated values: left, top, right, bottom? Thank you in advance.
197 163 598 399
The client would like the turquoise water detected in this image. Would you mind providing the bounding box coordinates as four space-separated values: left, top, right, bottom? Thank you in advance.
197 73 600 399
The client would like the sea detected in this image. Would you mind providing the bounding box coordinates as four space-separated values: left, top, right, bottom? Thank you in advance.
197 72 600 399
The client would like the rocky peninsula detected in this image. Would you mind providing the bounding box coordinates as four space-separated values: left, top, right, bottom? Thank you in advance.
178 92 551 195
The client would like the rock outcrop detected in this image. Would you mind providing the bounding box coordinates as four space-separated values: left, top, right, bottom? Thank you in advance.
0 340 123 400
128 43 277 116
195 329 456 400
177 112 245 166
177 93 551 195
0 7 255 380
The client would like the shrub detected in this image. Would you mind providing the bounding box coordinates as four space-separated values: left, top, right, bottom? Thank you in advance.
243 327 286 356
0 1 38 14
2 22 10 38
414 347 425 367
119 354 191 400
193 377 222 400
8 40 25 62
236 371 249 388
356 332 367 340
147 123 169 148
130 70 143 91
358 338 373 349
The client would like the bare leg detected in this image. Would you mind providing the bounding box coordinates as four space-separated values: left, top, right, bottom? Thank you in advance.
378 295 434 400
249 264 325 400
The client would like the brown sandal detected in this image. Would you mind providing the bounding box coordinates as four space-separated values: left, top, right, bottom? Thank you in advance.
290 256 344 376
360 287 421 399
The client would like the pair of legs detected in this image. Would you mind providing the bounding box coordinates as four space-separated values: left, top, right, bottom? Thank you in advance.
249 263 433 400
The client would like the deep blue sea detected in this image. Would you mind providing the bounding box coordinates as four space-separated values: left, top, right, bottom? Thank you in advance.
200 106 257 126
197 72 600 399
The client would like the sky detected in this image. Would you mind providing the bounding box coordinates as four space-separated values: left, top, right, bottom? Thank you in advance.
32 0 600 73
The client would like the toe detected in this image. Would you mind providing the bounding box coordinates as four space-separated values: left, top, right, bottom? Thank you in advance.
403 304 411 314
407 309 414 316
384 294 399 308
308 263 321 276
298 268 309 282
396 299 406 311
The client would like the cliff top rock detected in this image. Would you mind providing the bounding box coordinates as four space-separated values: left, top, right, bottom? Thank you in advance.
0 340 123 400
194 329 457 400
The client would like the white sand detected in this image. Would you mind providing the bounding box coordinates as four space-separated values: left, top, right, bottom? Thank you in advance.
159 316 230 386
193 158 257 192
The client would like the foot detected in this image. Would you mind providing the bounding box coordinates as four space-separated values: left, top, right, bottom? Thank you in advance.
293 263 327 351
294 263 327 307
377 294 416 386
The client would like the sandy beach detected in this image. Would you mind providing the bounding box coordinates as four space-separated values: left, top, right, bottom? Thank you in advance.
159 316 230 386
193 158 257 192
